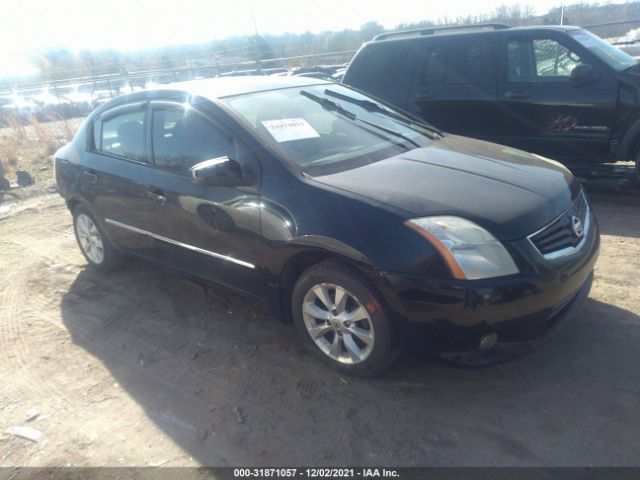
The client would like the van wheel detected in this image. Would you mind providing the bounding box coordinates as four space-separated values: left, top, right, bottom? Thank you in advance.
291 259 399 377
72 205 125 272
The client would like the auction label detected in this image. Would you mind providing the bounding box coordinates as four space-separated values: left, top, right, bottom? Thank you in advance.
233 468 400 478
261 118 320 143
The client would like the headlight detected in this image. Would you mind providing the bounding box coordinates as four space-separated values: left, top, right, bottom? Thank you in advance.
405 216 519 280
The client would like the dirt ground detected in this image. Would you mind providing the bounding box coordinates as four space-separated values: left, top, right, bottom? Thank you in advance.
0 179 639 467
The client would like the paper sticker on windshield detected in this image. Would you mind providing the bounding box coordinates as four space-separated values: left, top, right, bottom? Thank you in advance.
261 118 320 143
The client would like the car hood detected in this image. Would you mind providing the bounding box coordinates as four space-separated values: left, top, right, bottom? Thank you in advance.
312 135 579 240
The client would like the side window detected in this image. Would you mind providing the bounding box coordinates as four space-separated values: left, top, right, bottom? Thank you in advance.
420 37 495 86
151 106 234 173
533 39 582 77
507 38 582 82
420 42 446 85
99 110 146 162
507 40 536 82
445 38 496 84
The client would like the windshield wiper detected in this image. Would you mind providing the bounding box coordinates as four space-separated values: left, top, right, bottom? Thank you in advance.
299 90 421 148
323 89 444 137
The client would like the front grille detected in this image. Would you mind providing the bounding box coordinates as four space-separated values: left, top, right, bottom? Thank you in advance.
529 192 590 259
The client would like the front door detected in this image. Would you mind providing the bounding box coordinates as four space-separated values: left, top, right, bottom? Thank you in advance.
141 101 265 297
496 32 617 162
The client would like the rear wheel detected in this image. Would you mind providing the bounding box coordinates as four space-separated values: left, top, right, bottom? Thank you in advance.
291 259 399 377
72 205 125 272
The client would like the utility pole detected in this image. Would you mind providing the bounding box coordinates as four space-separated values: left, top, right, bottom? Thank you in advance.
250 6 261 72
560 3 565 26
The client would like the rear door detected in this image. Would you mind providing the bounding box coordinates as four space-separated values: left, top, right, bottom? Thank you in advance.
405 34 500 140
496 31 617 161
84 102 156 256
141 101 265 296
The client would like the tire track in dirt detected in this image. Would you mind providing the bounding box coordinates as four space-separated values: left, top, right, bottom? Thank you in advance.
0 202 84 409
0 258 77 407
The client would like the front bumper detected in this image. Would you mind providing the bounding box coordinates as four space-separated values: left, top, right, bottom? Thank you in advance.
376 212 600 365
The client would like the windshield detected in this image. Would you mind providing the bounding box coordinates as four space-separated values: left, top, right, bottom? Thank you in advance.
223 85 437 175
569 29 637 71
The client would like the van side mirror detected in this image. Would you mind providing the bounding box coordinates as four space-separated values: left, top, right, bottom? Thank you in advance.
570 64 597 85
189 156 244 187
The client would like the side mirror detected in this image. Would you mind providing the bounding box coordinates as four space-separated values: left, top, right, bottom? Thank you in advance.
570 64 597 85
189 156 244 187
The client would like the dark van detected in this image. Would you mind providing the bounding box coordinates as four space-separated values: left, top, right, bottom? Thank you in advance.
343 24 640 174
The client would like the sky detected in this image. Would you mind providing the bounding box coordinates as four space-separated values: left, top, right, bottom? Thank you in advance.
0 0 627 77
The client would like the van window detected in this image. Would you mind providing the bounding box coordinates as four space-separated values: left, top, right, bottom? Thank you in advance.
507 38 582 82
151 106 234 173
344 42 411 99
534 39 582 77
508 40 536 82
99 110 146 162
445 38 496 84
420 37 495 85
422 43 446 85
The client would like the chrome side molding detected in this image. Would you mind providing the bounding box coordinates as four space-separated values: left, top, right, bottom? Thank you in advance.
104 218 255 269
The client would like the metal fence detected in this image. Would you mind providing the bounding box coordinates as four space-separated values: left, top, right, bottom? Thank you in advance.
2 14 640 124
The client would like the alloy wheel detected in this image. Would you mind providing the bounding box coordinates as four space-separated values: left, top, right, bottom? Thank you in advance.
76 214 105 264
302 283 375 364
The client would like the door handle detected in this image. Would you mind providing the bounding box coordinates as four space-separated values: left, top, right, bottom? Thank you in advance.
146 189 168 206
505 91 531 99
82 170 98 184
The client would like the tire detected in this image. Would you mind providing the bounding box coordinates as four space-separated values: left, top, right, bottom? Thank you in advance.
72 205 125 272
0 177 10 191
291 259 399 377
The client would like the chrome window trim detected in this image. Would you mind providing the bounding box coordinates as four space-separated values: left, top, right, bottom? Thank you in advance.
104 218 255 269
526 191 591 261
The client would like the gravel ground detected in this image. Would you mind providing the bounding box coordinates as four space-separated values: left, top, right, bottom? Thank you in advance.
0 180 638 467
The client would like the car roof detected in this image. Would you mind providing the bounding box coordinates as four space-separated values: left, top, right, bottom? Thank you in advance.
90 75 333 118
371 24 583 43
154 76 329 100
91 76 330 116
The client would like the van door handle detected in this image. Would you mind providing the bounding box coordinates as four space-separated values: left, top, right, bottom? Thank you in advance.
505 91 531 99
82 170 98 184
146 189 168 206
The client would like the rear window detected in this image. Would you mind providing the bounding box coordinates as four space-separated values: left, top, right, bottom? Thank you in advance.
344 42 411 101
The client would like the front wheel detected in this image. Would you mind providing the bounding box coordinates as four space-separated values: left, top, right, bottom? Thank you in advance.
73 205 125 272
291 259 399 377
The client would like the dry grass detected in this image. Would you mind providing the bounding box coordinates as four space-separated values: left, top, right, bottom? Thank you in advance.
0 114 83 184
5 115 27 142
30 116 60 155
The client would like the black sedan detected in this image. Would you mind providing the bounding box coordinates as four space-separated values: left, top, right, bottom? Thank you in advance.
55 76 599 376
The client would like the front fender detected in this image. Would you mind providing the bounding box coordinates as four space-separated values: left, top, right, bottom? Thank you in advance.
284 235 372 267
615 117 640 161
